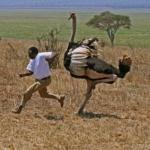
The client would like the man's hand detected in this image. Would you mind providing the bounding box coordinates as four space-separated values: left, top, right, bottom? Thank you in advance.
18 71 33 78
45 52 58 64
19 74 25 78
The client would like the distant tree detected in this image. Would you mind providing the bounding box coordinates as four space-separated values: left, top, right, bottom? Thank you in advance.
87 11 131 46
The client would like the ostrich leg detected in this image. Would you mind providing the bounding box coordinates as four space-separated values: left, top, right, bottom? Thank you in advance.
78 79 94 114
93 74 118 85
78 74 117 115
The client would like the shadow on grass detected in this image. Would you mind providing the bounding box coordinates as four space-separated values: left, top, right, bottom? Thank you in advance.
34 113 64 121
78 111 121 119
44 114 64 121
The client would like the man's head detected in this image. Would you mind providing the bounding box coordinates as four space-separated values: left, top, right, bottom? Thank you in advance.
28 47 38 59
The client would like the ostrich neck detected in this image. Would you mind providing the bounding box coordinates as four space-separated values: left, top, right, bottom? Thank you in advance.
70 17 76 43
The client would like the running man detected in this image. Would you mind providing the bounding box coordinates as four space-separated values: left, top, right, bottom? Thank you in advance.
12 47 65 113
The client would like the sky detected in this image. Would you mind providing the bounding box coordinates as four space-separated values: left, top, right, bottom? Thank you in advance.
0 0 150 8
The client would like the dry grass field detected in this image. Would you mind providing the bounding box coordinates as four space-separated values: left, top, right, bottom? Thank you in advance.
0 38 150 150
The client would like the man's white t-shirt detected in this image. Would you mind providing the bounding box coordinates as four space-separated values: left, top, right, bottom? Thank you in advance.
26 52 53 80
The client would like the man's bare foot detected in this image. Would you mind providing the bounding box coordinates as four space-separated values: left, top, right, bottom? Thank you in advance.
12 105 23 114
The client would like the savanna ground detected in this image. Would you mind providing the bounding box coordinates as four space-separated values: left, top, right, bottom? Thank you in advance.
0 10 150 150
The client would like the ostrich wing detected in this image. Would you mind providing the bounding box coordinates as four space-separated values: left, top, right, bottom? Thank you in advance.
87 57 119 75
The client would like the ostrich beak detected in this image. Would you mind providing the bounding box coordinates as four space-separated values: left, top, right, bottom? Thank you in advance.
68 16 71 20
68 12 75 20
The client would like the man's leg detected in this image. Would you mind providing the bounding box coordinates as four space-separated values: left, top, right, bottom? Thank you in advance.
12 81 42 113
38 87 65 107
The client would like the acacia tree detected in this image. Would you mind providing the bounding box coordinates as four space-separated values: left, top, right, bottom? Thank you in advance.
87 11 131 46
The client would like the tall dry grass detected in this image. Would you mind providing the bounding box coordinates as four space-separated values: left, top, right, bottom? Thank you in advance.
0 38 150 150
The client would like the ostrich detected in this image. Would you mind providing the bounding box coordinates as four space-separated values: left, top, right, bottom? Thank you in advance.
64 13 132 115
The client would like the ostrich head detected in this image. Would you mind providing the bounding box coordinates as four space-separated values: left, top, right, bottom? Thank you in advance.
68 13 76 20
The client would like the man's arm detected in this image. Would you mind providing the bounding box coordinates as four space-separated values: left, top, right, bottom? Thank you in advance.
19 70 33 78
45 52 58 64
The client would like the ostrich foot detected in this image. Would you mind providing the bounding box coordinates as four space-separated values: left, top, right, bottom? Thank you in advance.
78 108 84 115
